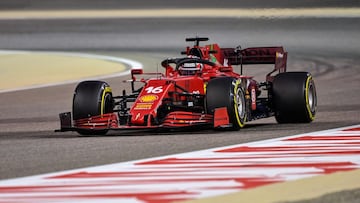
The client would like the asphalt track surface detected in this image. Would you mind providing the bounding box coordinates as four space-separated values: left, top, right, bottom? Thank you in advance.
0 1 360 202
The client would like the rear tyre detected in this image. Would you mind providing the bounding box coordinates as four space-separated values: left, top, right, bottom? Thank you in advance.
206 77 246 130
73 81 114 135
272 72 317 123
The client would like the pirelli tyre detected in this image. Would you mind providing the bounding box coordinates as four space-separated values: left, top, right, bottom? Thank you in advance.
272 72 317 123
206 77 246 130
73 81 114 135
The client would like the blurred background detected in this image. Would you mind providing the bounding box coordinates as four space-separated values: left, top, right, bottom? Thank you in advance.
0 3 359 203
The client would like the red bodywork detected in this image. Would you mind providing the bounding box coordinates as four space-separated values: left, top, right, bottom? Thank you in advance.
58 38 287 133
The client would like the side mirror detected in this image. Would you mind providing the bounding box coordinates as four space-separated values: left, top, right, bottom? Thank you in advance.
131 69 143 81
131 69 143 75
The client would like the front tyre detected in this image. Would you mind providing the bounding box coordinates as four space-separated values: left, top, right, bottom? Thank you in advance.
206 77 246 130
73 81 114 135
272 72 317 123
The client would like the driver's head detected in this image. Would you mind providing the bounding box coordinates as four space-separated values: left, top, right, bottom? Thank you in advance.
178 56 203 76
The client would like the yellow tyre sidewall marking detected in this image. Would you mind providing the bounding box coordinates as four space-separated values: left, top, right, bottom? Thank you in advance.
305 76 315 121
234 80 246 128
101 86 112 116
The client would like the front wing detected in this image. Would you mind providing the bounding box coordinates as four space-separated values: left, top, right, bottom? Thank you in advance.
56 109 230 133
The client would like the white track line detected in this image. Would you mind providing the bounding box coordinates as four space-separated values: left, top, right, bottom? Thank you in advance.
0 8 359 20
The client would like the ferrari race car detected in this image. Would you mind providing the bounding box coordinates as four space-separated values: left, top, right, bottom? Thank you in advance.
57 37 317 135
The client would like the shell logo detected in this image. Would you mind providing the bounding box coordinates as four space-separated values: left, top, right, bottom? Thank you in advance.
139 94 159 103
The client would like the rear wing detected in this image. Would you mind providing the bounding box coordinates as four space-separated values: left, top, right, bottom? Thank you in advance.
221 47 287 82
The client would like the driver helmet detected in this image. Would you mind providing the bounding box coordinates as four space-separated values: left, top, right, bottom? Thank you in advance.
178 55 203 75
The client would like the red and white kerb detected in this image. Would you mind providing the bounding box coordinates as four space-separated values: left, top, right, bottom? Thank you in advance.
1 125 360 203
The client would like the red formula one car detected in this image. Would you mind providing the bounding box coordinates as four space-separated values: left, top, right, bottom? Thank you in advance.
57 37 317 135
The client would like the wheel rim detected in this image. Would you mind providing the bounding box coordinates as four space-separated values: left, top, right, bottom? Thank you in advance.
308 81 316 112
103 93 113 114
100 86 113 115
236 88 246 118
